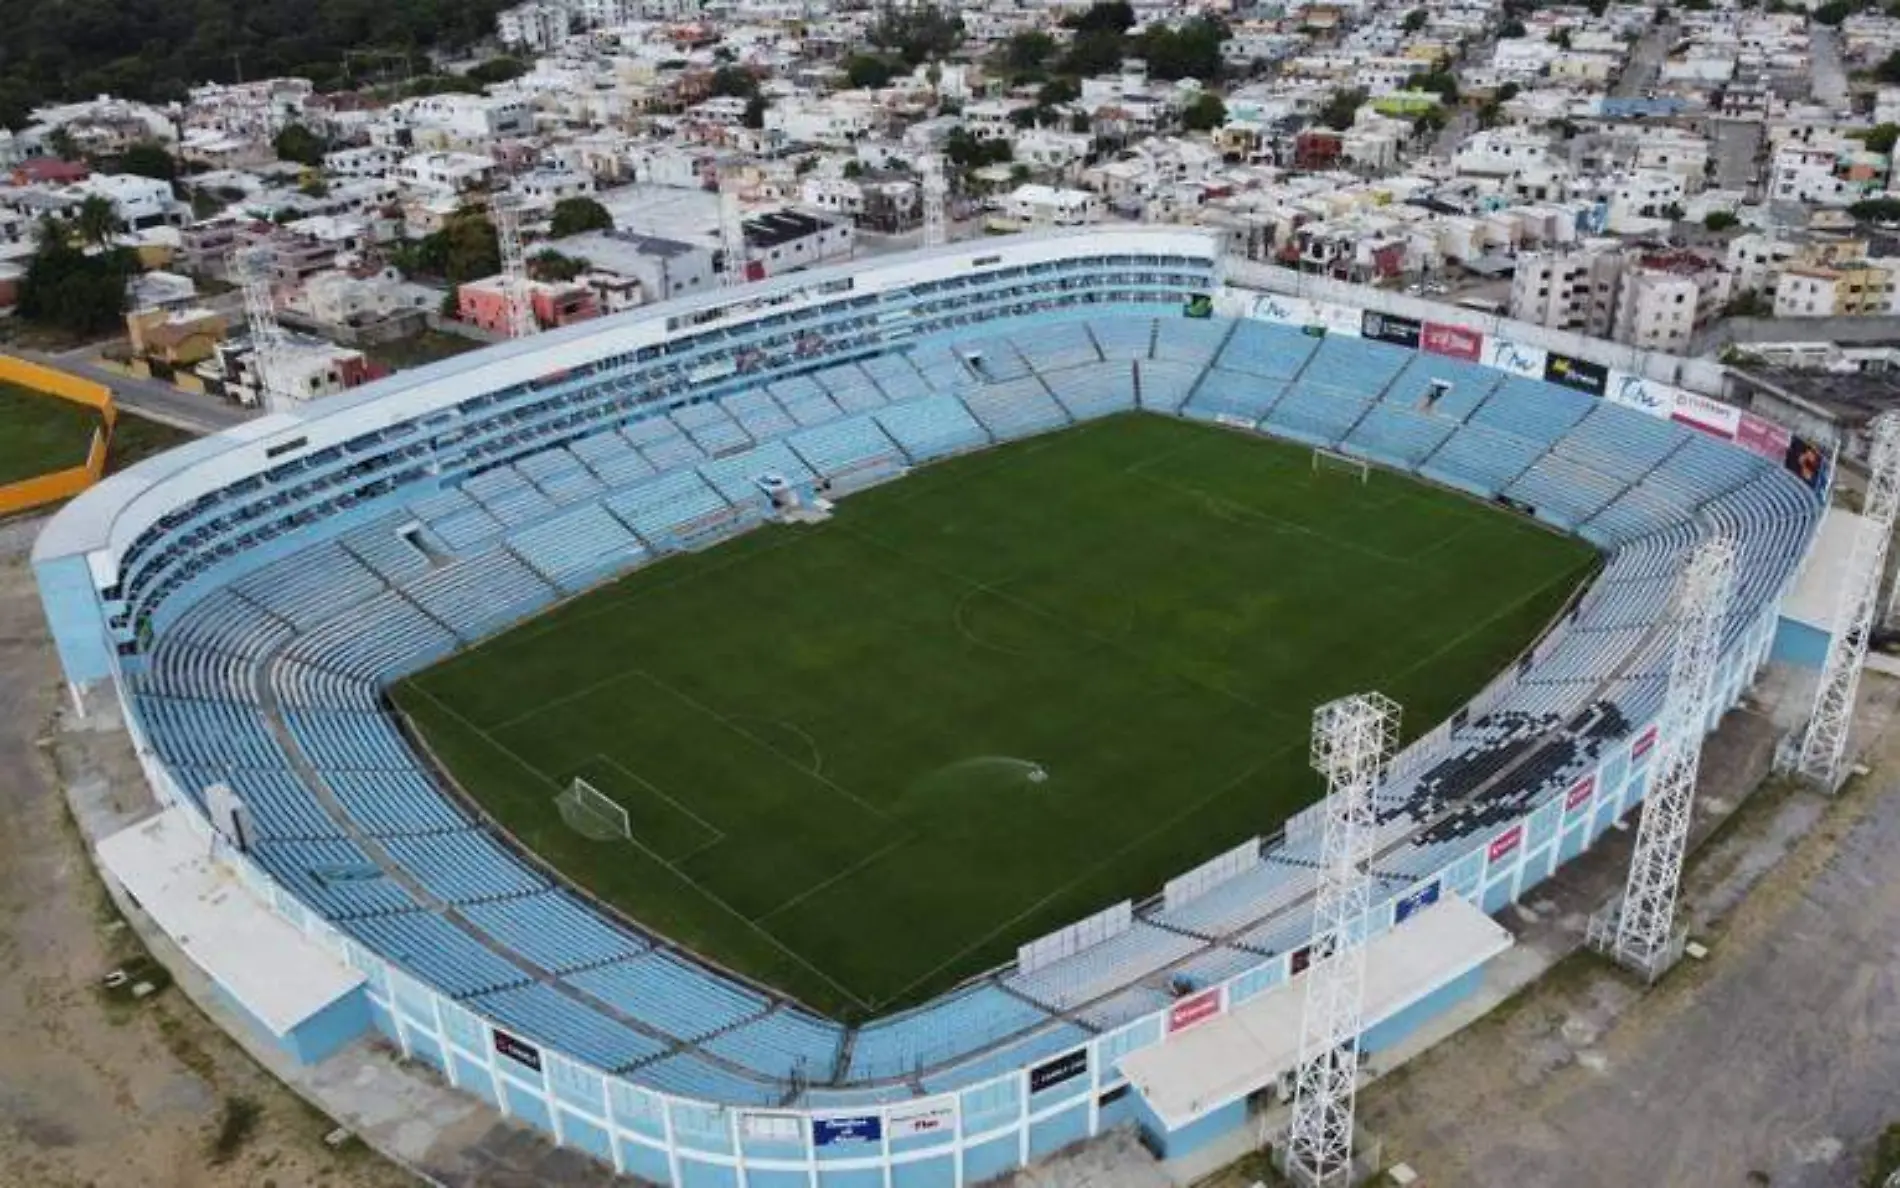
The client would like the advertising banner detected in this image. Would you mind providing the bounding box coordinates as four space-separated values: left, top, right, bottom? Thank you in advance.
1487 824 1524 864
1632 724 1659 761
1542 351 1609 397
1564 774 1597 814
1029 1049 1090 1094
493 1029 543 1073
1361 310 1422 349
1484 335 1548 379
1604 372 1680 420
1422 321 1482 361
813 1116 883 1147
1734 412 1792 463
1251 294 1322 330
1784 435 1830 493
1671 391 1742 440
1394 879 1442 924
1166 989 1224 1035
888 1103 956 1141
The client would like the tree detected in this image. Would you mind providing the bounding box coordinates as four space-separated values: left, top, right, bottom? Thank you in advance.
1000 31 1056 76
17 218 136 337
709 65 760 99
393 207 501 283
1722 290 1770 317
1065 1 1135 33
1850 195 1900 221
743 93 769 130
1500 18 1528 37
1318 88 1366 132
944 128 1011 171
1038 77 1080 106
1497 81 1521 103
1135 16 1230 82
1703 210 1739 231
1880 50 1900 85
465 56 527 86
1812 0 1853 23
549 196 613 238
530 249 587 282
1413 110 1448 139
273 123 327 168
1182 92 1227 132
1063 28 1127 77
1550 28 1573 48
846 54 898 90
1859 123 1900 154
1414 70 1459 101
1403 8 1428 32
869 3 964 67
75 195 118 248
113 142 178 181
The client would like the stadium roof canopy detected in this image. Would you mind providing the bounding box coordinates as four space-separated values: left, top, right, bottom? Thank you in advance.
98 806 365 1039
1119 898 1510 1131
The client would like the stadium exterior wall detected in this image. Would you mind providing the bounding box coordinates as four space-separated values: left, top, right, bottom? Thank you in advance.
97 568 1784 1187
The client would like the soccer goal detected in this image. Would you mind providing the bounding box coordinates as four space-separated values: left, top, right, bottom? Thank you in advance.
1312 447 1370 483
554 778 631 842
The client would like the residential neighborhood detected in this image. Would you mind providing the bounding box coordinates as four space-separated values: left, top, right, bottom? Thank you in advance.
8 0 1900 415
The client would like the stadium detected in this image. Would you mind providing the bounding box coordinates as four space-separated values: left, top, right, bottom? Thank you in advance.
33 227 1829 1184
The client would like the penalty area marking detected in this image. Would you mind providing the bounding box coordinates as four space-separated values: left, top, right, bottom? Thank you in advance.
590 753 728 863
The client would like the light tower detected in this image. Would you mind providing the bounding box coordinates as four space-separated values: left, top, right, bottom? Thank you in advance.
233 241 289 414
720 176 749 288
490 193 537 340
1598 534 1737 981
1285 691 1401 1188
1797 411 1900 790
921 153 947 248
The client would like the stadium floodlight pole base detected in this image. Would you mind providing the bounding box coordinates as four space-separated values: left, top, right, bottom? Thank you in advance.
1585 900 1686 984
1272 1123 1383 1188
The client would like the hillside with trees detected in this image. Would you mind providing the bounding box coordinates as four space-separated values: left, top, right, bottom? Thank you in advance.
0 0 510 130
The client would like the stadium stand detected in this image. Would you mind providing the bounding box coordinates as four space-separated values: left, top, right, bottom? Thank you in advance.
33 232 1821 1177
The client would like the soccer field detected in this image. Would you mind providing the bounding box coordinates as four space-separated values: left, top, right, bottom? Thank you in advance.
391 414 1597 1019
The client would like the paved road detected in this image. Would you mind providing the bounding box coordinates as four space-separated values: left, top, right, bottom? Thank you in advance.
1612 22 1675 100
14 345 251 433
1812 25 1850 110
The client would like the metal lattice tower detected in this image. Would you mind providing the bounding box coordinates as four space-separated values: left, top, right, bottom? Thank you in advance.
921 154 947 248
719 178 749 288
1606 534 1737 980
1798 412 1900 790
491 194 537 340
1286 692 1401 1188
233 242 289 413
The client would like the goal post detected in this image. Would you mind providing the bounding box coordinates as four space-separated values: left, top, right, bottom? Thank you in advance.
555 777 632 842
1312 447 1370 483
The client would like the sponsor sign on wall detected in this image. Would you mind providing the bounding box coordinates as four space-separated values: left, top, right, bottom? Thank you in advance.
1564 774 1597 814
1029 1049 1090 1094
1632 724 1659 761
742 1114 805 1143
1166 988 1224 1035
813 1116 883 1147
1484 335 1548 379
1542 352 1609 397
1785 435 1830 493
1290 943 1314 976
1604 372 1680 420
1671 391 1742 439
493 1028 543 1072
1361 310 1422 349
1487 825 1524 864
1251 294 1321 330
1733 412 1792 463
1393 879 1441 924
1421 321 1482 361
887 1103 955 1141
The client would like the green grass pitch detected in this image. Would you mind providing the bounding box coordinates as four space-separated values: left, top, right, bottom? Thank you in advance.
391 414 1597 1019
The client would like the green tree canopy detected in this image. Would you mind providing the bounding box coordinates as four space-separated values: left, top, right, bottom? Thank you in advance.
272 123 327 168
17 217 136 336
1181 92 1226 132
111 141 178 181
549 196 613 238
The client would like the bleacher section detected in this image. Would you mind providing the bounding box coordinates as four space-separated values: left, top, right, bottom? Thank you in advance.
96 302 1819 1118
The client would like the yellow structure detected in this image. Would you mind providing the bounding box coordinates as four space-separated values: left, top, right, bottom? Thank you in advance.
0 355 117 517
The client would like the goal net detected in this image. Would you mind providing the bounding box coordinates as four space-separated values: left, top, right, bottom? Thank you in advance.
554 778 631 842
1311 448 1370 483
